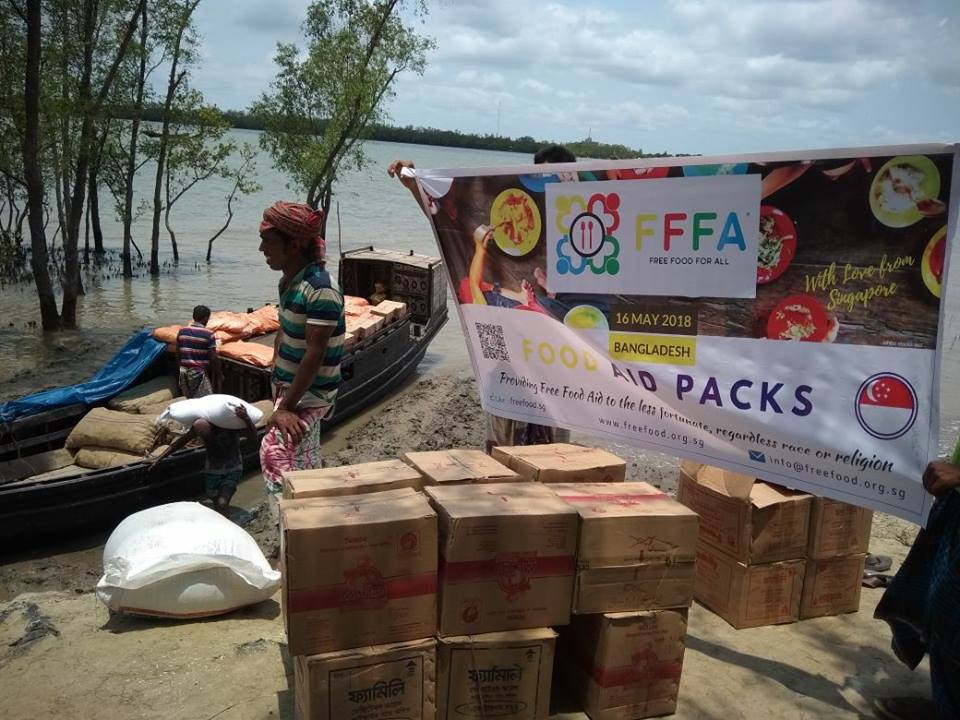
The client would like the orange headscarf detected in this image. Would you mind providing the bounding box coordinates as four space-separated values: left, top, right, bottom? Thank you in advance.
260 201 326 261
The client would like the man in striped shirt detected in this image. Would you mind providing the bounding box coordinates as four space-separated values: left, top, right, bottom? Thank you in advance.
258 201 345 495
176 305 220 398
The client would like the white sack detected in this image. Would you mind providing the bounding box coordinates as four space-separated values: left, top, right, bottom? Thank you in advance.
96 502 280 618
158 393 263 430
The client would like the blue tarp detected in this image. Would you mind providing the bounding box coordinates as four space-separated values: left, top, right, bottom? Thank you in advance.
0 329 166 424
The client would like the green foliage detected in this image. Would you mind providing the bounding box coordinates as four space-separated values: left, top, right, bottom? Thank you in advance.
252 0 434 214
204 111 674 160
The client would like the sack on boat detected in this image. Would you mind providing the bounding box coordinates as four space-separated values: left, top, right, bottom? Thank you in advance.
151 325 183 344
96 502 280 618
159 393 263 430
248 304 280 335
218 340 274 368
107 376 180 414
208 311 256 343
0 448 74 484
65 408 160 456
345 295 369 313
27 464 86 481
139 397 183 416
74 446 145 470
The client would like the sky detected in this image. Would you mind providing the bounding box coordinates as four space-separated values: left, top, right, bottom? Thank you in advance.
191 0 959 156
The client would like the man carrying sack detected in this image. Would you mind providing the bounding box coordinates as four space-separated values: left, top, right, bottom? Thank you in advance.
256 201 346 507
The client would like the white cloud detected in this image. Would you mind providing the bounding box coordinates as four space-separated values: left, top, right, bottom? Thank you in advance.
192 0 960 153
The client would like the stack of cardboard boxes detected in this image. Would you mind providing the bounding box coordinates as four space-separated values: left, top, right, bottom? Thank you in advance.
678 462 872 628
427 480 576 719
802 497 872 619
281 446 583 720
420 445 631 720
281 446 870 717
280 487 439 720
550 482 699 720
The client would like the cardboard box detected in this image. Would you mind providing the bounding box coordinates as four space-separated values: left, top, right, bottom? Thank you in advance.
561 609 687 720
491 443 627 484
425 483 579 636
678 463 812 564
355 315 385 339
343 331 357 351
436 628 556 720
403 449 521 486
280 488 437 656
549 482 698 613
551 482 698 567
800 554 865 619
282 459 424 500
371 300 408 322
294 638 436 720
694 541 805 629
573 563 696 616
807 498 873 559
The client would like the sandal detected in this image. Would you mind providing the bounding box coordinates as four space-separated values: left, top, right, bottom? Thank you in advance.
865 554 893 573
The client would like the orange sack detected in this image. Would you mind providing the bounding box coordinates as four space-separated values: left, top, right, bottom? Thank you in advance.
248 305 280 335
218 341 275 368
208 311 256 342
152 325 184 344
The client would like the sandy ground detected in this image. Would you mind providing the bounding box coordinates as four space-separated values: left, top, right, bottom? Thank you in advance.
0 535 926 720
0 366 933 718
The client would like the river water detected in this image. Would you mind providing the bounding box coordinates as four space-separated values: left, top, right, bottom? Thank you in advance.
2 132 958 428
0 135 515 384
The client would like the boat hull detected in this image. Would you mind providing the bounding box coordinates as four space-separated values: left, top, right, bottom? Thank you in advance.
0 315 443 547
0 248 450 547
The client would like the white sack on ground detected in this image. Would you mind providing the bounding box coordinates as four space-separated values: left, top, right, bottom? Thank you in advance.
96 502 280 618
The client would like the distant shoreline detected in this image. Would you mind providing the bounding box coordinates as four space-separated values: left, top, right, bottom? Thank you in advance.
131 106 681 160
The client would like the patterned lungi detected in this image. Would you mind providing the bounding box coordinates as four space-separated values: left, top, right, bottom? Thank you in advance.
178 367 212 399
259 388 332 494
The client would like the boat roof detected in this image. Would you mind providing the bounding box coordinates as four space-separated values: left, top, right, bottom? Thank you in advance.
341 246 441 269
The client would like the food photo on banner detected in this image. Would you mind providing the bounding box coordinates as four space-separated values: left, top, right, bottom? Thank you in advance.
413 144 957 525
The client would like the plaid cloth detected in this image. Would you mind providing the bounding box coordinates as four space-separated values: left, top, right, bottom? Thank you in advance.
875 489 960 718
178 367 212 398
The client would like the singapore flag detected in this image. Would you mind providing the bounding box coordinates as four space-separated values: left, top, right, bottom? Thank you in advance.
855 373 918 440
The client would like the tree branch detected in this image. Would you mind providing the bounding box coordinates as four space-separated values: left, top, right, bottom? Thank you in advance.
5 0 25 22
93 2 144 112
310 2 401 196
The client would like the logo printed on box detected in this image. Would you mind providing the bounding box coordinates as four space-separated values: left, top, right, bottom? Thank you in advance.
400 530 421 554
339 558 388 610
461 600 480 625
495 552 537 600
628 649 660 683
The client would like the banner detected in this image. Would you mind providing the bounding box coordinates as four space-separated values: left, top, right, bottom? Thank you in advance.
416 144 957 524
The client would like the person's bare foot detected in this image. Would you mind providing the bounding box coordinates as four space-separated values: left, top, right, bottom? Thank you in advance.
874 697 936 720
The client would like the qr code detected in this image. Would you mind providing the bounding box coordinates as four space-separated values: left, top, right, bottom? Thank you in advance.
476 322 510 361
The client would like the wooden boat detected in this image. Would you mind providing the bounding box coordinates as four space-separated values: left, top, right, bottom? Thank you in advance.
0 248 448 546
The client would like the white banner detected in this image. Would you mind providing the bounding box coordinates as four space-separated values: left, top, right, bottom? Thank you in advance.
465 303 933 521
419 144 958 524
